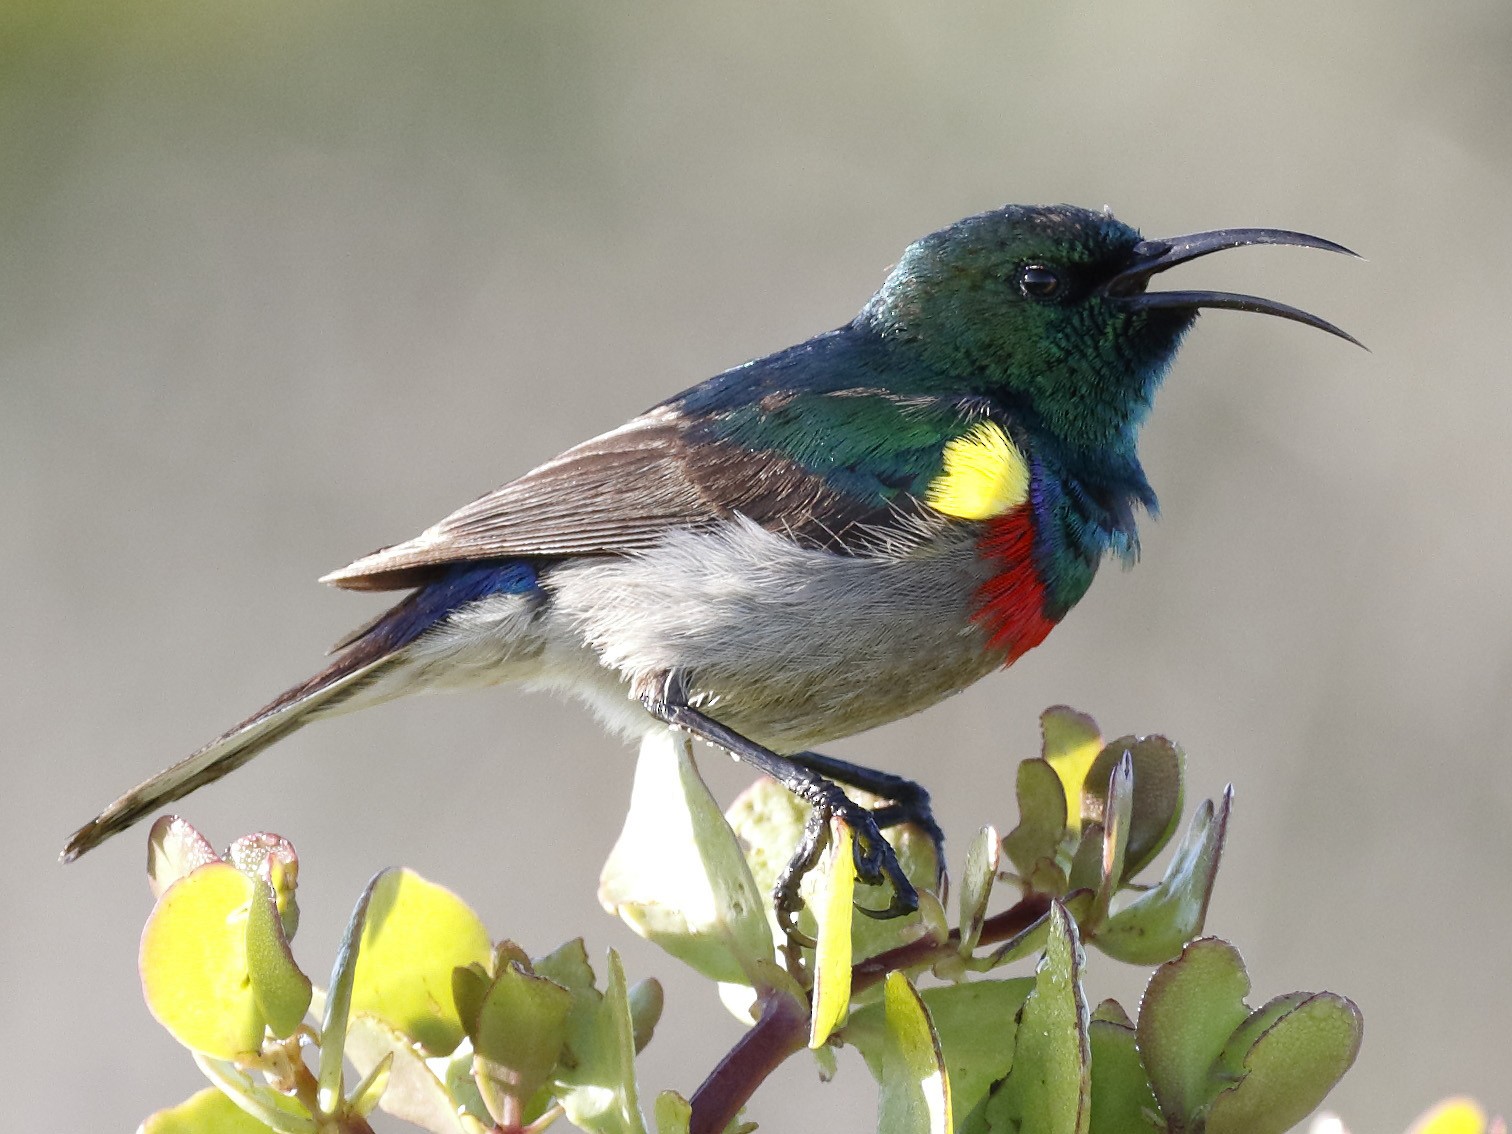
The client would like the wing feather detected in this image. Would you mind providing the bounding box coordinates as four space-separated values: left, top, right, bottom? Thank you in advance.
321 408 909 591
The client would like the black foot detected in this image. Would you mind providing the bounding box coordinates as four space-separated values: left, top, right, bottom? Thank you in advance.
771 777 920 942
789 750 947 891
640 672 921 946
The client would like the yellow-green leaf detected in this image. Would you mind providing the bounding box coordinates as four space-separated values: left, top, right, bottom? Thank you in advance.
550 949 647 1134
342 1013 473 1134
654 1091 693 1134
809 817 856 1048
226 832 301 940
724 775 811 940
192 1055 317 1134
1089 756 1132 931
600 730 774 985
349 868 493 1055
1002 758 1069 884
958 825 999 956
471 962 574 1127
139 862 264 1058
876 971 952 1134
1408 1099 1495 1134
849 978 1032 1121
145 817 219 900
1041 706 1103 831
724 775 937 968
245 879 311 1039
139 1087 276 1134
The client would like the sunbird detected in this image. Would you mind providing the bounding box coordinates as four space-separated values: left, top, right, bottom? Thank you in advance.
63 204 1357 931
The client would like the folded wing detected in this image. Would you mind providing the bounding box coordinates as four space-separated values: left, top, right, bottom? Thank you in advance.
321 406 929 592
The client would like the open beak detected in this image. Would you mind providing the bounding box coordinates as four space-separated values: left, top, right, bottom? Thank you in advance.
1104 228 1364 348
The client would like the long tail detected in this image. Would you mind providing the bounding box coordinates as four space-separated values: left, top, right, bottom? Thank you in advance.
61 646 402 862
61 560 542 863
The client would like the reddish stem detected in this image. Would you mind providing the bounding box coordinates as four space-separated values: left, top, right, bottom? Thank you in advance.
686 893 1051 1134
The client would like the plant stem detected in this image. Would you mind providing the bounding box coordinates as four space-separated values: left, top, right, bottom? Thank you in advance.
686 893 1051 1134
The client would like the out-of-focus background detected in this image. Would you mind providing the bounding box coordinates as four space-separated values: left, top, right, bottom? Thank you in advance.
5 1 1508 1129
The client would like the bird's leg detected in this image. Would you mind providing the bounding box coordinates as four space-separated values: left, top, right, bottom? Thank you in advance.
640 672 919 944
787 750 946 889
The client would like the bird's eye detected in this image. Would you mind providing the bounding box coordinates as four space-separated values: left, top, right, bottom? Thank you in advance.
1017 264 1063 300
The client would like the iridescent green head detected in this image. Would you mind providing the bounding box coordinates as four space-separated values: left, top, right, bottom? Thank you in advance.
861 204 1358 455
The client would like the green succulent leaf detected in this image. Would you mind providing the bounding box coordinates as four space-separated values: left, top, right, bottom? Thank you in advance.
655 1091 693 1134
451 963 491 1043
1041 706 1104 832
724 774 939 973
866 971 952 1134
1089 756 1133 931
245 879 311 1040
191 1055 317 1134
145 816 220 901
342 1013 477 1134
628 978 665 1052
1087 1000 1163 1134
958 826 1000 956
724 774 810 933
1212 991 1313 1080
600 730 775 986
1066 821 1106 895
139 862 265 1059
1080 735 1185 882
1135 937 1253 1127
1202 992 1363 1134
139 1086 279 1134
225 832 301 939
547 948 648 1134
980 901 1090 1134
319 870 380 1114
1094 788 1230 964
850 978 1033 1122
347 1051 393 1118
348 867 493 1056
535 937 598 996
467 961 574 1127
1002 758 1070 887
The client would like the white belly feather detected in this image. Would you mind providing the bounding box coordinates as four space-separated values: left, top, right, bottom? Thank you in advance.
379 517 1003 753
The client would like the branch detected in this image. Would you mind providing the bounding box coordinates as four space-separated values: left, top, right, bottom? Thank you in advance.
687 893 1052 1134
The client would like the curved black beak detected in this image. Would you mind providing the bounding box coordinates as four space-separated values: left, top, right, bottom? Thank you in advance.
1105 228 1365 349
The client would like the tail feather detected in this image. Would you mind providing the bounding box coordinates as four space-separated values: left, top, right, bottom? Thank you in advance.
60 651 397 863
61 560 542 863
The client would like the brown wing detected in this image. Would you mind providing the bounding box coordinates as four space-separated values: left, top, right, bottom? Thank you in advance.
321 408 904 592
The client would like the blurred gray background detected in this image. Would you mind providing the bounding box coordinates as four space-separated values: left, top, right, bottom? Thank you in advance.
5 1 1509 1129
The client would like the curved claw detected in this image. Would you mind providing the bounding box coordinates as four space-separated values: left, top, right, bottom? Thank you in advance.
776 910 818 950
845 810 920 921
771 778 932 945
854 881 920 920
772 807 831 948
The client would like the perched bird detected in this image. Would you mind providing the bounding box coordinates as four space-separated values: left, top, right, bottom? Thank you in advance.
63 204 1357 930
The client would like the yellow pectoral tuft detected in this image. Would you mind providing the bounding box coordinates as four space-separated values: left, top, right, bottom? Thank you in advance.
925 420 1031 520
